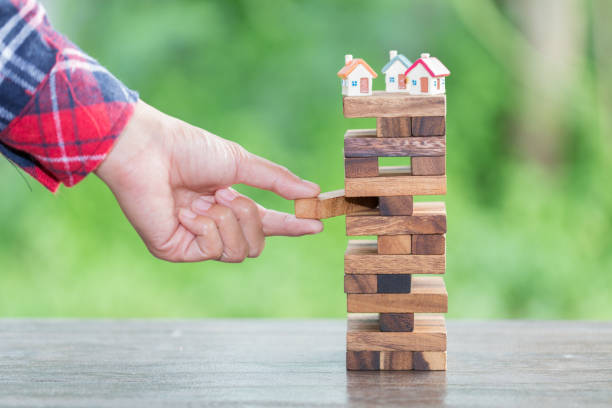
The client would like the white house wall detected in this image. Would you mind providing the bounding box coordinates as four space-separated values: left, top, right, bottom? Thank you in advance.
384 60 409 93
406 63 446 95
343 64 374 96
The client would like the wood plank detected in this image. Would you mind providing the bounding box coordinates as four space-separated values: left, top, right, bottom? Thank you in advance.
346 202 446 235
376 117 411 138
347 276 447 313
379 313 415 332
344 275 412 294
342 91 446 118
412 234 446 255
345 166 446 197
344 130 445 158
411 116 446 136
344 157 379 178
344 275 377 294
345 240 445 274
294 189 377 219
379 196 413 216
411 156 446 176
347 314 446 351
346 350 445 371
377 235 412 255
413 351 447 370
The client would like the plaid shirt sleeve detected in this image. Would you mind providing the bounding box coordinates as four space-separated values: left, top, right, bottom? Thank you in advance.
0 0 138 192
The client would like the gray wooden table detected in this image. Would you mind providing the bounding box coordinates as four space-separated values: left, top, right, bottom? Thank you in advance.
0 319 611 407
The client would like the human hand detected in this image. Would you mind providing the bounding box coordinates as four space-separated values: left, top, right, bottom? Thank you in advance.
95 100 323 262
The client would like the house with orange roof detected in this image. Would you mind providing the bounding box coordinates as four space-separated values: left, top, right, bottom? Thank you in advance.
404 53 450 96
337 55 377 96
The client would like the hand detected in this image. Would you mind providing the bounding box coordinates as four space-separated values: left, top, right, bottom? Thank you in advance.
95 100 323 262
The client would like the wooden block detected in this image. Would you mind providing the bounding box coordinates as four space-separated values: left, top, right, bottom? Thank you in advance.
378 235 412 255
344 157 378 178
342 91 446 118
411 156 446 176
344 129 445 157
412 234 445 255
344 275 412 294
379 196 413 216
346 351 414 370
347 202 446 236
347 314 446 351
345 166 446 197
347 276 447 313
411 116 446 136
376 117 411 138
345 240 445 274
294 189 377 219
379 313 415 332
413 351 447 371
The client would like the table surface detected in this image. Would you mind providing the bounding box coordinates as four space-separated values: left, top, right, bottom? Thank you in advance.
1 319 611 407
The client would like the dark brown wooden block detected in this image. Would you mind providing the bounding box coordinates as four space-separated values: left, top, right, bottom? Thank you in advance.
412 234 446 255
344 157 379 178
345 166 446 197
379 313 415 332
344 130 445 157
377 275 412 293
346 351 414 370
346 202 446 236
345 240 446 274
412 116 446 136
377 235 411 255
376 117 411 138
344 275 377 294
379 196 413 216
342 92 446 118
411 156 446 176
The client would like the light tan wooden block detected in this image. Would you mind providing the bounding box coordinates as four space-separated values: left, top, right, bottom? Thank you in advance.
412 234 446 255
294 189 377 219
342 92 446 118
347 202 446 236
413 351 447 371
377 235 412 255
411 156 446 176
376 117 411 138
345 240 445 274
345 166 446 197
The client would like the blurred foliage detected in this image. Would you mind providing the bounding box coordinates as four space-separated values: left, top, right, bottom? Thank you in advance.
1 0 611 318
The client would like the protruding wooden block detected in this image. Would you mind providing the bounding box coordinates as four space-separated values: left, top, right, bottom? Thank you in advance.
344 157 379 178
294 189 377 219
413 351 447 371
411 116 446 136
411 156 446 176
379 313 415 332
347 202 446 236
412 234 446 255
345 240 446 274
379 196 413 215
347 314 446 351
345 166 446 197
344 274 412 294
345 130 445 158
346 350 446 371
377 235 412 254
376 117 411 138
347 276 447 313
342 92 446 118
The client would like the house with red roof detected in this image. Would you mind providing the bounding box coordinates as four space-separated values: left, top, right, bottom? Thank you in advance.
337 55 378 96
404 53 450 96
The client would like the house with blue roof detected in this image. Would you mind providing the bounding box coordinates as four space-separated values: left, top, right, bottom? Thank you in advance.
381 50 412 92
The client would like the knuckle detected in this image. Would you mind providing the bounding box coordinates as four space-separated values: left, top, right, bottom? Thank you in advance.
248 239 266 258
232 197 258 218
212 205 234 223
222 244 249 263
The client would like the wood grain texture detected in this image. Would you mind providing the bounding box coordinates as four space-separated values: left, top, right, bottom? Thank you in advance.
345 166 446 197
412 234 446 255
344 157 379 178
347 314 446 351
342 91 446 118
376 117 411 138
412 116 446 136
347 276 447 313
344 275 378 294
411 156 446 176
345 240 446 274
346 351 415 370
379 196 414 216
379 313 415 332
344 275 412 294
294 189 377 219
344 129 445 158
378 235 412 255
346 202 447 235
413 351 447 371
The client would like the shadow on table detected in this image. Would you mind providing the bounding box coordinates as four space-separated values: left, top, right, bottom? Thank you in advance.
346 371 447 406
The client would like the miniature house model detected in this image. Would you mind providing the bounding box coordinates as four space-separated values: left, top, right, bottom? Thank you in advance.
405 53 450 96
337 55 378 96
381 50 412 92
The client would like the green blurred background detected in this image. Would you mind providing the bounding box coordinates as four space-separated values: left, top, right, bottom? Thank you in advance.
1 0 611 318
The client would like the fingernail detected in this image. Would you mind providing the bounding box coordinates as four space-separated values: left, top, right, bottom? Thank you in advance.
216 188 238 202
193 197 213 213
180 208 197 219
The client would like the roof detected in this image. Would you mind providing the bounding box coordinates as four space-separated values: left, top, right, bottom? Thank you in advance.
405 56 450 77
381 54 412 73
337 58 378 79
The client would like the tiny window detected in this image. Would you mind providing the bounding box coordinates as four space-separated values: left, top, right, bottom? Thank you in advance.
433 80 437 86
412 80 417 86
352 80 358 87
390 77 395 83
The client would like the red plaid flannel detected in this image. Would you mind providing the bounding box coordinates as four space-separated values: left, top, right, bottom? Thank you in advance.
0 0 138 192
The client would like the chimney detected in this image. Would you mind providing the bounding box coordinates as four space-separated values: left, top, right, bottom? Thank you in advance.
345 54 353 65
421 52 431 59
389 50 398 60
